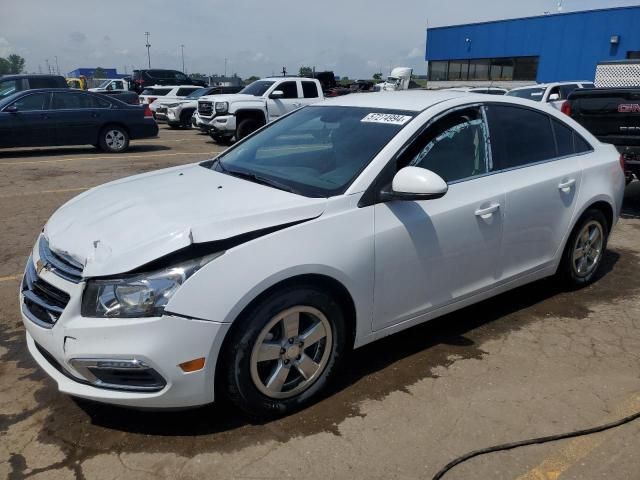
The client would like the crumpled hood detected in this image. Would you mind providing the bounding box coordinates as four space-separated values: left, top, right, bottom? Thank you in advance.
44 164 326 278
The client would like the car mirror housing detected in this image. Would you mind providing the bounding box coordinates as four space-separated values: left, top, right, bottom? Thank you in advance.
5 105 18 113
270 90 284 99
381 166 448 202
548 93 560 101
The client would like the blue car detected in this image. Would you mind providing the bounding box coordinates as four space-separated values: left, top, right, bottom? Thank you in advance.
0 89 159 153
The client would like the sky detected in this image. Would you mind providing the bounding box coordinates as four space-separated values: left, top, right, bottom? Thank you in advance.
0 0 638 79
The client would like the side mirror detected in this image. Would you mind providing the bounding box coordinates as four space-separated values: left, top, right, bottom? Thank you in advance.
381 166 448 201
5 105 18 113
548 93 560 101
270 90 284 99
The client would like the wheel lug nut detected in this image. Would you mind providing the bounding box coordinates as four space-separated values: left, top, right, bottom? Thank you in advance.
284 359 290 365
288 338 294 344
280 348 286 354
296 355 301 360
299 341 304 347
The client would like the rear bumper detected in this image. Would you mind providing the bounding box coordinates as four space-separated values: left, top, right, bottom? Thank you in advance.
130 121 159 139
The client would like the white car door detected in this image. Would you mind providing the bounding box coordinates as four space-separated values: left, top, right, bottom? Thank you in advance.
485 104 584 280
266 81 301 120
372 105 505 331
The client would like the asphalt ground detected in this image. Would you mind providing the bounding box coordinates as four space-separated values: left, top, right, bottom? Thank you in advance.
1 126 640 480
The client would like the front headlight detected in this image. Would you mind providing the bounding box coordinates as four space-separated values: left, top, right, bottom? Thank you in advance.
165 103 181 108
81 252 223 318
215 101 228 113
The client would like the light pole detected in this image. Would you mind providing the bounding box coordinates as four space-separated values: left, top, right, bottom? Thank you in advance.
224 57 228 78
145 32 151 68
180 44 185 73
54 56 60 75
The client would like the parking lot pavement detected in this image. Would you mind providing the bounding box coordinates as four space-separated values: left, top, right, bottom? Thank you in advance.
1 132 640 479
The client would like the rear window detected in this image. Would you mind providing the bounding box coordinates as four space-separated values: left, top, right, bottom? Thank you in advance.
302 81 320 98
146 70 188 81
141 88 172 96
506 87 546 101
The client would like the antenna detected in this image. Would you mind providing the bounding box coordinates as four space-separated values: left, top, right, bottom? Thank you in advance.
557 0 563 12
145 32 151 68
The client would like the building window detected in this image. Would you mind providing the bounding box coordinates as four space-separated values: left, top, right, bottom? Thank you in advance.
428 61 449 81
627 51 640 59
469 59 490 80
428 56 539 82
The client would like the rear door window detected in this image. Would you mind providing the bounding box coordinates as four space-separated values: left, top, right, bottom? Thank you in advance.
176 87 200 96
486 105 556 169
302 81 320 98
0 79 22 100
52 92 109 109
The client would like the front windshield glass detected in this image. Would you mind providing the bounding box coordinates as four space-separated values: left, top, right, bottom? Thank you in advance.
207 106 415 197
97 80 111 88
506 87 545 101
240 80 275 96
0 80 20 100
186 88 208 99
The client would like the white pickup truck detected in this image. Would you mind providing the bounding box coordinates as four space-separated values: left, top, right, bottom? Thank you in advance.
196 77 324 143
506 81 595 109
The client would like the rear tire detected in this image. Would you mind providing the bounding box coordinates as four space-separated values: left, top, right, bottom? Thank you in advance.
558 209 609 287
236 118 263 141
98 126 129 153
220 285 347 418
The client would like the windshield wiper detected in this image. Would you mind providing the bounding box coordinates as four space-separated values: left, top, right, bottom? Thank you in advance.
223 166 300 195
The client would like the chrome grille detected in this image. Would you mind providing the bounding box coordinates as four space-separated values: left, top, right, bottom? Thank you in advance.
22 259 70 328
198 101 213 116
39 236 83 283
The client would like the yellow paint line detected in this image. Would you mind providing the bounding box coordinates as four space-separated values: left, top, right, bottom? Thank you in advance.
0 151 219 167
0 274 22 283
515 393 640 480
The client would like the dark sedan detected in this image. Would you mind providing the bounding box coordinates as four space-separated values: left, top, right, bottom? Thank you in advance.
0 89 158 153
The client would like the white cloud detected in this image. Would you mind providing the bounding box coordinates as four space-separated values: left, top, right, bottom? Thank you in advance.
407 47 423 59
0 37 11 57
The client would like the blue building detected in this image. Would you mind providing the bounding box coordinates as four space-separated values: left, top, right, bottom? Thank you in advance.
425 6 640 83
67 68 127 79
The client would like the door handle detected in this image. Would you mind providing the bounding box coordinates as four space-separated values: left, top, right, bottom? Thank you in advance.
558 178 576 191
475 203 500 219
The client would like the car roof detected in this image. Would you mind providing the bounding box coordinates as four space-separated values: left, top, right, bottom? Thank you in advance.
259 77 314 82
318 90 465 112
0 74 64 80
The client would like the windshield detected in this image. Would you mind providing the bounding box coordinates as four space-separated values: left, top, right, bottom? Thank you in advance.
506 87 546 101
97 80 111 88
0 80 20 100
141 88 171 96
240 80 275 96
185 88 208 99
207 106 415 197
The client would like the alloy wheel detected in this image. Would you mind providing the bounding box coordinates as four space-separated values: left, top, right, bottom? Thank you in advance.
572 220 604 278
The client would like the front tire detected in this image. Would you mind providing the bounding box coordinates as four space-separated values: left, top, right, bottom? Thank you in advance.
221 285 347 418
98 126 129 153
236 118 263 141
558 209 609 287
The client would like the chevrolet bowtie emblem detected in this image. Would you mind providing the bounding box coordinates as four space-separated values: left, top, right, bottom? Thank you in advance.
35 259 48 275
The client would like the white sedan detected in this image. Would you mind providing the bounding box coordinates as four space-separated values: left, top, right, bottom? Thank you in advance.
20 91 625 416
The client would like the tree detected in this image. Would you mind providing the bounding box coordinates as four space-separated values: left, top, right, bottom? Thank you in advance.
93 67 107 79
299 66 313 77
244 75 260 84
0 57 10 75
372 72 383 81
339 76 351 86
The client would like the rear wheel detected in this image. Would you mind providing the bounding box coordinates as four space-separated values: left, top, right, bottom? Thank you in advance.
98 126 129 153
221 285 347 417
180 111 193 128
558 209 609 287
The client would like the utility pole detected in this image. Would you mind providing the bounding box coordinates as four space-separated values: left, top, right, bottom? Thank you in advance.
54 56 60 75
45 58 51 74
180 44 185 73
224 58 228 78
145 32 151 68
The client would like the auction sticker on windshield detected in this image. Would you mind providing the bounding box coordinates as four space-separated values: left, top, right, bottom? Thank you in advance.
361 113 413 125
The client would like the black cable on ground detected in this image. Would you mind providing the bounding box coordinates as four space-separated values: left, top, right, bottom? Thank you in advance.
432 408 640 480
